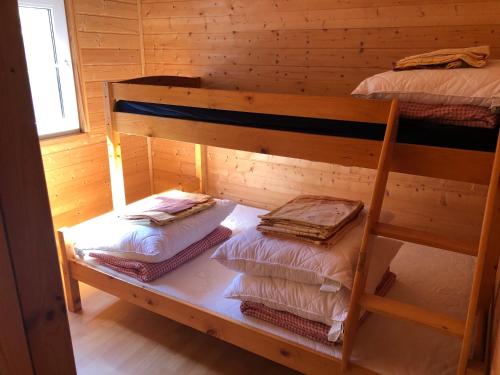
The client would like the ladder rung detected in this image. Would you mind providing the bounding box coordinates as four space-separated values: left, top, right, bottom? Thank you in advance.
372 222 477 256
359 293 465 337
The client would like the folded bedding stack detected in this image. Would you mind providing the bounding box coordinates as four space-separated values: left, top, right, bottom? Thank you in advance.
120 190 215 225
257 195 364 245
240 270 396 346
212 195 403 344
352 46 500 129
71 190 236 282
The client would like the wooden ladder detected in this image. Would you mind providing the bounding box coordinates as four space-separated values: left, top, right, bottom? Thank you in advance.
340 98 500 375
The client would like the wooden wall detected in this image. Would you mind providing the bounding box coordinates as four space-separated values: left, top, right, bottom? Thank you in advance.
41 0 150 229
40 0 500 242
141 0 500 241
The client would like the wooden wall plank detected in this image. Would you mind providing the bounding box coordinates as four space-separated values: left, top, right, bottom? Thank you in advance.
81 48 142 65
82 64 142 81
144 47 500 69
141 0 489 12
78 32 141 49
143 25 500 50
77 14 139 34
142 0 492 18
75 0 139 19
141 2 500 33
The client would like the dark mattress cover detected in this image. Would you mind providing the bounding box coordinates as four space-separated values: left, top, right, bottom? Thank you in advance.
116 100 498 152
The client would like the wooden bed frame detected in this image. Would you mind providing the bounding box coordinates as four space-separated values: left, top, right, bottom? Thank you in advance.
57 76 500 375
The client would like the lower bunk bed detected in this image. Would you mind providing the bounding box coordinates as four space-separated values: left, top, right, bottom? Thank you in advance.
57 72 500 374
59 204 475 375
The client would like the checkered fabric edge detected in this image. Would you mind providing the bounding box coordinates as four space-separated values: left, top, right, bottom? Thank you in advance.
399 101 497 129
240 270 397 345
89 226 232 282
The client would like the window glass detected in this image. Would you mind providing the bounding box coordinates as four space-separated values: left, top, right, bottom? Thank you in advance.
19 0 80 138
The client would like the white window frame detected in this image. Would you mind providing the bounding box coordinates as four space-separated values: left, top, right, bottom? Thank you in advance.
18 0 81 139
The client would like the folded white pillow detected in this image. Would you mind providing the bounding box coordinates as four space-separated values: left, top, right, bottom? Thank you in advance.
225 242 396 343
352 59 500 111
212 213 402 291
72 199 236 263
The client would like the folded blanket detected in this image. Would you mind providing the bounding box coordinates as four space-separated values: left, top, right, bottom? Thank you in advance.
400 102 498 129
121 190 214 226
240 270 396 345
260 212 363 246
257 195 364 244
394 46 490 71
89 226 232 282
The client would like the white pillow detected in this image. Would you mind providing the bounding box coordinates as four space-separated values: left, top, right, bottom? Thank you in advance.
212 213 402 291
225 247 394 343
72 199 236 263
352 59 500 111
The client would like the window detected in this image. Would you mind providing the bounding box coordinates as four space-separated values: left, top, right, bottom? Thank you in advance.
18 0 80 138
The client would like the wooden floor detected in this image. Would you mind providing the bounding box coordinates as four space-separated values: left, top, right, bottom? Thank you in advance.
68 283 299 375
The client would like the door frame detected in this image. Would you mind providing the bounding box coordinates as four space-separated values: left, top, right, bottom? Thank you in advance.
0 1 76 373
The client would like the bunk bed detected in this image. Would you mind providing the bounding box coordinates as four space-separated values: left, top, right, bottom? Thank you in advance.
57 76 500 375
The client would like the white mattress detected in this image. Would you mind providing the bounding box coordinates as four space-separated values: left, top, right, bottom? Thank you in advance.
78 204 474 375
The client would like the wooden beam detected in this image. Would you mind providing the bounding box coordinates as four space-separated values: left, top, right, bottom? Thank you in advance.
477 182 500 310
104 82 127 209
63 0 88 132
57 230 82 313
0 1 76 372
459 132 500 374
119 76 202 87
115 112 494 185
341 98 400 371
116 112 381 167
195 144 208 193
112 82 392 124
147 136 155 194
392 143 493 185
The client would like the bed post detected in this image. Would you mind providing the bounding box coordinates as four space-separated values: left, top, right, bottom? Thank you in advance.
195 144 208 194
56 229 81 313
104 81 126 210
459 131 500 373
472 135 500 364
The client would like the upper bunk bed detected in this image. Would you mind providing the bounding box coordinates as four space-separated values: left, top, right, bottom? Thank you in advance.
105 76 496 187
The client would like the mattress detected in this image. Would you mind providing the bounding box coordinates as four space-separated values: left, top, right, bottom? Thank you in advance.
76 204 474 375
116 100 498 152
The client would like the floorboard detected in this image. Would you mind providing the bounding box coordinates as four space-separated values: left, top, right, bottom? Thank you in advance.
68 283 300 375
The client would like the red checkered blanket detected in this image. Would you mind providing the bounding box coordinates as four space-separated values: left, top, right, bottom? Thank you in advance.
240 270 396 345
399 102 497 129
89 226 232 282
